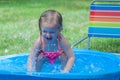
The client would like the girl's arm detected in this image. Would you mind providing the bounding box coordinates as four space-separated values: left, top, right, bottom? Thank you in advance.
27 36 41 72
61 36 75 73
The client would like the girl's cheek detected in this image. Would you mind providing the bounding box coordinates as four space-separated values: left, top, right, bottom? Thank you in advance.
53 35 57 39
42 33 46 38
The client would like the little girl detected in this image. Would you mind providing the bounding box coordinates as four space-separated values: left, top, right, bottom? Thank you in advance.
27 10 75 73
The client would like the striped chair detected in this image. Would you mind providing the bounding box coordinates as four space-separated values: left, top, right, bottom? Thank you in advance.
72 0 120 50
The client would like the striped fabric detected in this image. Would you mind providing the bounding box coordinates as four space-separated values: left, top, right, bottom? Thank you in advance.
88 4 120 38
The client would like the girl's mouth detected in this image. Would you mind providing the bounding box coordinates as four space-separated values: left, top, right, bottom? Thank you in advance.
46 37 52 40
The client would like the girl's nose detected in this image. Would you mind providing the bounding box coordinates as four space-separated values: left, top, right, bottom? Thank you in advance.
46 32 51 38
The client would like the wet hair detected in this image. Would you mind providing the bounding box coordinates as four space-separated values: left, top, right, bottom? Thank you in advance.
39 10 63 34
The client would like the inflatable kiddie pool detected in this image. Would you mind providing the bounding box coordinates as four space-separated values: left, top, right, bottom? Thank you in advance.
0 48 120 80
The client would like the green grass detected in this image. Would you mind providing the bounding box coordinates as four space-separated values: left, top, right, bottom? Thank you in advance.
0 0 120 56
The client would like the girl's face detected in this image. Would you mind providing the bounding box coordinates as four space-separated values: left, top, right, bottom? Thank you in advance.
41 26 59 43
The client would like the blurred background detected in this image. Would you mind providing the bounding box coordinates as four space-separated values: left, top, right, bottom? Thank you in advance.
0 0 120 56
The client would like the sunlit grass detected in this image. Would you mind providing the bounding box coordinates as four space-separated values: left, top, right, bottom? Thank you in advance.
0 0 120 56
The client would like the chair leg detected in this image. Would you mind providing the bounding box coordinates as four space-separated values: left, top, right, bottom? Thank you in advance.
87 37 90 50
71 36 88 48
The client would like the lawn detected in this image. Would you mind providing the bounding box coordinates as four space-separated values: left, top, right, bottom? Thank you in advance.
0 0 120 56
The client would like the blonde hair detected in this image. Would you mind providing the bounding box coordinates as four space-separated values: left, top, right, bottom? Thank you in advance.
39 10 62 34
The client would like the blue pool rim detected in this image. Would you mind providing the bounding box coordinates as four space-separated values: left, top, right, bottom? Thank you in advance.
0 48 120 80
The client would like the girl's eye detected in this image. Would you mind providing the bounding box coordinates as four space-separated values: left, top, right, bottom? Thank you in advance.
43 30 47 33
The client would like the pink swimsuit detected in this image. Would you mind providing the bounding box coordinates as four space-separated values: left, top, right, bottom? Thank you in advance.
38 34 64 64
39 49 64 64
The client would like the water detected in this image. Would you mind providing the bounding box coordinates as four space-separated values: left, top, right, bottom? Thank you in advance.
0 51 120 76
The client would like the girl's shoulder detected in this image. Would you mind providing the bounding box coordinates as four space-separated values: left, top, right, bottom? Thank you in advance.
35 36 42 49
59 33 68 45
59 33 67 41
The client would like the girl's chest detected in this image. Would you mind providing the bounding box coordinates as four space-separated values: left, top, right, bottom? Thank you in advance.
44 44 59 52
